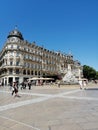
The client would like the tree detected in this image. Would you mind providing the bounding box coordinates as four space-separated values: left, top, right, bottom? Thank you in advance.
95 71 98 79
83 65 96 80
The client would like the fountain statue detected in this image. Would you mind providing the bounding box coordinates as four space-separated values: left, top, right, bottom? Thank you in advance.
62 64 78 84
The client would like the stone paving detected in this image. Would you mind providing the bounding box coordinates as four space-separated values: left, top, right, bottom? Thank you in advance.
0 83 98 130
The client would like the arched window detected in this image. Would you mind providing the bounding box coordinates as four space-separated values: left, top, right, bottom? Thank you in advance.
35 71 37 75
27 70 30 75
31 71 33 75
38 71 40 76
23 70 26 75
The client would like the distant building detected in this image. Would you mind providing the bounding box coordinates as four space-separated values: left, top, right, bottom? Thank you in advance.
0 28 83 85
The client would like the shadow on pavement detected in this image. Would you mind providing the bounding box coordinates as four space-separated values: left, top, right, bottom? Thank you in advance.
86 87 98 90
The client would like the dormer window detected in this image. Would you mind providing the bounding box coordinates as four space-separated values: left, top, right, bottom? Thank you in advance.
11 45 13 49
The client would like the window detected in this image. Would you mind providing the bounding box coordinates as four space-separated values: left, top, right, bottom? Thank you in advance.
11 45 13 49
27 70 30 75
9 69 13 74
28 63 30 67
35 71 37 75
10 61 13 66
23 70 26 74
31 71 33 75
24 63 26 67
16 69 19 74
16 61 19 66
16 52 19 57
26 55 28 59
10 52 13 56
38 71 40 75
24 55 26 59
17 45 20 49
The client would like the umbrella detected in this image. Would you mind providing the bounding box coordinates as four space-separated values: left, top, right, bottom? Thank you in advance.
29 77 40 80
43 78 54 80
29 77 54 81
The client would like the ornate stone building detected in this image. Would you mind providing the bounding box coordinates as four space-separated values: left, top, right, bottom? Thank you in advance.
0 28 83 85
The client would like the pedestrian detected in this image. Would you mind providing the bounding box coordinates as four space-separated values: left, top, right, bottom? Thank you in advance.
12 82 20 97
21 82 24 90
28 81 31 90
58 81 60 88
78 80 83 89
24 81 27 89
83 80 87 90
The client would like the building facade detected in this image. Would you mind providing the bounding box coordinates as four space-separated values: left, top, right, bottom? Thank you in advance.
0 29 83 85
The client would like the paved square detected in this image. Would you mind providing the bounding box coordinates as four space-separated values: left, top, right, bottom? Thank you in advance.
0 84 98 130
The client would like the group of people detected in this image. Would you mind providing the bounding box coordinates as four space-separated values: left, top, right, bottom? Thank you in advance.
20 81 32 90
10 80 32 97
10 78 88 97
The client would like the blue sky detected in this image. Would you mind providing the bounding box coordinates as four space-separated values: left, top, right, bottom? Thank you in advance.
0 0 98 70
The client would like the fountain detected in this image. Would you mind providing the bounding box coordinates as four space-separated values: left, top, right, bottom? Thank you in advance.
62 64 79 84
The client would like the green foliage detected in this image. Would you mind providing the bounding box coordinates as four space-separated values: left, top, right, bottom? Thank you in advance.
95 71 98 79
83 65 97 80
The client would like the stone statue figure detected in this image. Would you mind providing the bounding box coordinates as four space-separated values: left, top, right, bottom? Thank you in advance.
62 64 78 84
68 64 71 71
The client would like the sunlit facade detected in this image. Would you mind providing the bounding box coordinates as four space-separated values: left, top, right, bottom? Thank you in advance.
0 29 83 85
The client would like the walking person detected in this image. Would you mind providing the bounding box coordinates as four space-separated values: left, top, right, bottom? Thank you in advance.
21 82 24 90
24 81 27 89
12 82 20 97
78 80 83 89
28 81 31 90
58 81 60 88
83 80 88 90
